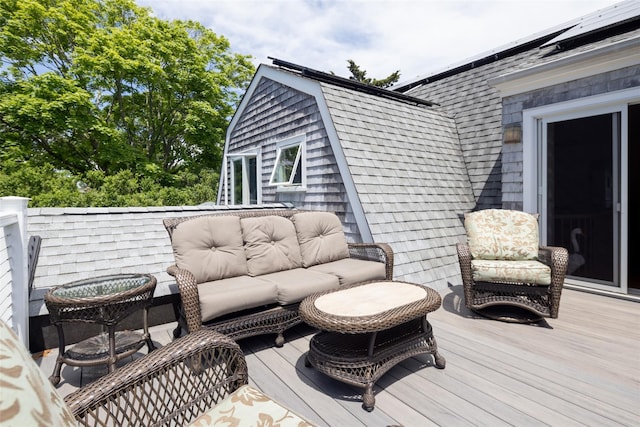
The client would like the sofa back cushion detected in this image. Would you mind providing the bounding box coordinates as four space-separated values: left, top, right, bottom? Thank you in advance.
171 215 248 283
292 212 349 267
464 209 539 261
241 216 303 276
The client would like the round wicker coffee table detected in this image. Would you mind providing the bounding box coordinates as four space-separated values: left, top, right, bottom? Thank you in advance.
44 273 157 385
299 280 445 411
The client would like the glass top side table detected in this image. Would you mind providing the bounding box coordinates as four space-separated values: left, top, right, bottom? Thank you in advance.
44 273 157 385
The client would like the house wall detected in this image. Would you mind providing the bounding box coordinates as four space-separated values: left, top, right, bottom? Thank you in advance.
225 77 362 241
406 27 640 213
500 65 640 210
404 54 533 210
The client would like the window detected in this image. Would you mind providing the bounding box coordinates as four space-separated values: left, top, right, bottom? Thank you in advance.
269 136 305 188
230 154 258 204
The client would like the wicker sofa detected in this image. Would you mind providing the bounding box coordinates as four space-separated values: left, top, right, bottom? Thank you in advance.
164 209 393 345
0 320 314 426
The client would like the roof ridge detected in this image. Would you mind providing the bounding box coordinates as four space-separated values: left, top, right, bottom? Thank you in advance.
269 57 437 107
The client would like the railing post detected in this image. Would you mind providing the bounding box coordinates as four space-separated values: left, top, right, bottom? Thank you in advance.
0 197 30 347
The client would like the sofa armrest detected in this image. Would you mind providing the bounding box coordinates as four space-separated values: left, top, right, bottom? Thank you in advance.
65 328 248 426
167 264 203 333
348 242 394 279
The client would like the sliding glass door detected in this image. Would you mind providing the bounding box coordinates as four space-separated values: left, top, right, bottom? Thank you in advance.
543 113 619 286
524 90 639 294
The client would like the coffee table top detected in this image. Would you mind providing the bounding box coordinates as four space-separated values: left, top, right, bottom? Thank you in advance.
300 280 441 334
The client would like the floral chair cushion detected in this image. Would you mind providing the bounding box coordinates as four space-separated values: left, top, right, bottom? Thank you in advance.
465 209 539 261
0 320 77 427
188 385 314 427
471 260 551 285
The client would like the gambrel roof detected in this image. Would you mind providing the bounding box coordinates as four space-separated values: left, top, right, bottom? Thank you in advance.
319 82 475 285
224 63 476 287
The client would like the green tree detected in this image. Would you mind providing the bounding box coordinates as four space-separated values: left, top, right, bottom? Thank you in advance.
0 0 254 206
346 59 400 88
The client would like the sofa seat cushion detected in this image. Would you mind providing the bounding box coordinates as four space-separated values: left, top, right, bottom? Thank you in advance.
309 258 386 286
465 209 540 261
241 216 302 276
0 320 77 426
198 276 278 323
292 212 349 267
259 268 340 305
188 385 315 427
172 215 248 283
471 259 551 285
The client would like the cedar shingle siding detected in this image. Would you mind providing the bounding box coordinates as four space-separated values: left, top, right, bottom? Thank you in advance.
223 68 476 289
226 78 354 234
321 84 476 286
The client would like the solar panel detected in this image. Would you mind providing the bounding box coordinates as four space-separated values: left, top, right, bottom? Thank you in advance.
541 0 640 47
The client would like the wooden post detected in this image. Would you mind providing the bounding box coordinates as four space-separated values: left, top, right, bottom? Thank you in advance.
0 197 30 347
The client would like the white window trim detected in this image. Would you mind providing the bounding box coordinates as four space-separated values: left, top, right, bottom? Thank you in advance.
269 135 306 191
522 87 640 293
523 88 639 214
224 65 373 241
228 150 261 205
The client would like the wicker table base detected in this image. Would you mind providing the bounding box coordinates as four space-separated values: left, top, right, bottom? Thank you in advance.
300 280 445 411
305 317 445 411
45 274 156 385
66 330 150 361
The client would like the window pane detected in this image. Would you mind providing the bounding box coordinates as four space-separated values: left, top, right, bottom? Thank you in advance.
248 157 258 204
546 114 615 284
292 158 302 184
272 144 300 184
233 159 243 204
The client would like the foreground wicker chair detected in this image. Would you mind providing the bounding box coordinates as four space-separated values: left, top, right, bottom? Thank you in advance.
1 320 313 426
456 209 568 322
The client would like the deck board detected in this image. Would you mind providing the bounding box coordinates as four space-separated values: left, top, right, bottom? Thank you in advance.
38 287 640 426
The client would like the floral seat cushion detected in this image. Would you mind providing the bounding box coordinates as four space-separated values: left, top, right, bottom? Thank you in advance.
471 259 551 285
465 209 540 261
188 385 314 427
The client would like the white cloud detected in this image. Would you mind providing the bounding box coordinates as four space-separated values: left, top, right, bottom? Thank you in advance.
138 0 621 83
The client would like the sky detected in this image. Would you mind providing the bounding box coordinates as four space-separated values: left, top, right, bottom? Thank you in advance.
136 0 623 85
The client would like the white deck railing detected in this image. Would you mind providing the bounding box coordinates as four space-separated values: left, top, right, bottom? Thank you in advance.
0 197 29 347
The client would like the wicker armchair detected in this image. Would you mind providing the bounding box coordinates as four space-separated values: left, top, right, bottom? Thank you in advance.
1 320 245 426
1 320 315 426
456 209 568 321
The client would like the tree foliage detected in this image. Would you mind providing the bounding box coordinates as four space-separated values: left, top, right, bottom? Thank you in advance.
346 59 400 88
0 0 254 206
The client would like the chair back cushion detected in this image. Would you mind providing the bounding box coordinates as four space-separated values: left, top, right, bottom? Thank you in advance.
465 209 539 261
0 320 77 426
292 212 349 267
171 215 248 283
241 216 302 276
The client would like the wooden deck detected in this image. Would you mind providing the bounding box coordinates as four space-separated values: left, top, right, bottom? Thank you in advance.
38 286 639 426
